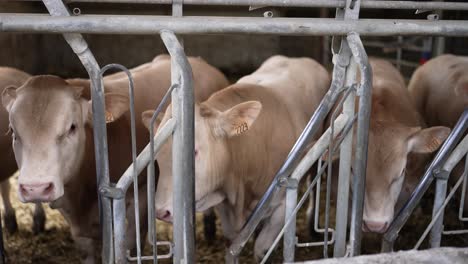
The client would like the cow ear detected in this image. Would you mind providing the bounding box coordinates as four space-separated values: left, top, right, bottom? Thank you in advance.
216 101 262 138
2 86 17 112
407 126 451 153
142 110 165 132
104 93 129 123
86 93 129 124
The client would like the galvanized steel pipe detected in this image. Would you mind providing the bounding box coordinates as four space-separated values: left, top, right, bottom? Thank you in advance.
2 15 468 36
13 0 468 11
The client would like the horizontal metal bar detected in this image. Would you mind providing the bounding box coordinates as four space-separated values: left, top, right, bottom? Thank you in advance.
442 229 468 235
11 0 468 11
116 118 176 192
2 15 468 36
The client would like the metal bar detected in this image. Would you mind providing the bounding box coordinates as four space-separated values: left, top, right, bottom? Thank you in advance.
268 114 350 264
459 154 468 221
101 64 141 264
160 30 195 264
347 32 372 257
13 0 468 10
113 118 175 263
382 109 468 252
430 134 468 248
229 43 348 259
0 211 5 264
333 59 357 257
282 114 350 262
3 15 468 37
39 1 113 263
415 171 465 249
430 170 449 248
147 84 176 264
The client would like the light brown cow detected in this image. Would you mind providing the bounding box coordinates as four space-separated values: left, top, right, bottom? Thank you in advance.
142 55 330 259
408 54 468 210
0 67 46 234
348 58 451 233
1 55 228 263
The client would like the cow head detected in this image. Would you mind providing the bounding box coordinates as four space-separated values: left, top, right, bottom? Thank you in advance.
142 101 262 222
361 120 450 233
2 75 129 203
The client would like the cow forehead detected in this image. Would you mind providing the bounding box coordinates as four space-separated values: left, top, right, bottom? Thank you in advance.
11 84 79 138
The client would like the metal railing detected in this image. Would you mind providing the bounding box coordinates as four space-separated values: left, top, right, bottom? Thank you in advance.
2 0 468 263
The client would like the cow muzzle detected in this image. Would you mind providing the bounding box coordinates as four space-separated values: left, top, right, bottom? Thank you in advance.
19 182 55 203
156 209 173 223
362 220 389 233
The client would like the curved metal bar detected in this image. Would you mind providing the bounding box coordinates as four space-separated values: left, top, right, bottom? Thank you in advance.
382 109 468 252
100 64 142 263
39 0 113 262
346 32 372 257
160 30 196 263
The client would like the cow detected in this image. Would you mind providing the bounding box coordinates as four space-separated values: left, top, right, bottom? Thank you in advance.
1 55 229 263
142 55 330 260
408 54 468 210
336 58 450 233
0 66 46 234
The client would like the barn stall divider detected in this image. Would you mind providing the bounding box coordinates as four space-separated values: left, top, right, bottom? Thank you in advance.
1 0 468 263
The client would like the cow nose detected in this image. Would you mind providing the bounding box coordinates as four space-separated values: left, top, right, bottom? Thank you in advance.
19 183 54 202
362 220 388 233
156 209 172 222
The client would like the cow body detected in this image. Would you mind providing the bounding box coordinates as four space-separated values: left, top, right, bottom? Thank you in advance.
144 55 330 260
344 58 450 233
2 55 228 263
0 67 46 234
408 54 468 210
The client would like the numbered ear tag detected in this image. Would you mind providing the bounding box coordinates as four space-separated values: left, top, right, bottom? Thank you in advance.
105 111 114 123
235 122 249 135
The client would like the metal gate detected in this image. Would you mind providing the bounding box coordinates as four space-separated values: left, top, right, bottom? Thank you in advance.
1 0 468 263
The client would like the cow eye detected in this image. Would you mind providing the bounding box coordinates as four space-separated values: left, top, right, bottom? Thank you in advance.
194 149 198 157
69 123 77 134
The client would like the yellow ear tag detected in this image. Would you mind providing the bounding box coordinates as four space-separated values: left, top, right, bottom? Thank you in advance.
235 122 249 135
105 111 114 123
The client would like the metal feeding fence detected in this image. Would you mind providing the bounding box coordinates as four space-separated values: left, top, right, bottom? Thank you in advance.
1 0 468 263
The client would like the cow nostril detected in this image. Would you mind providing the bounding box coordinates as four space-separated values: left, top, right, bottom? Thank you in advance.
19 184 28 196
43 183 54 195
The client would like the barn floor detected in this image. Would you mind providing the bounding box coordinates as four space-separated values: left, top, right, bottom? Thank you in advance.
2 172 467 263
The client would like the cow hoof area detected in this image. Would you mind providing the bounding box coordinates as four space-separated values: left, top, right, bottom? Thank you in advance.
4 213 18 234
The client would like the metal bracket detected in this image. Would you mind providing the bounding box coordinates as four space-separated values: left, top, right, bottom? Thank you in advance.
279 177 299 189
433 169 450 180
100 186 125 199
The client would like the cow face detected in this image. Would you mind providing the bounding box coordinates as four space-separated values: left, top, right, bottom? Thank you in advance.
361 121 450 233
142 101 261 222
2 75 129 203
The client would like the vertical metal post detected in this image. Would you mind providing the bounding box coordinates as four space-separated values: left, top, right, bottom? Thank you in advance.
283 181 299 262
432 3 445 57
347 32 372 257
40 1 112 263
0 211 5 264
161 30 195 264
333 58 357 257
113 199 127 264
430 170 449 248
